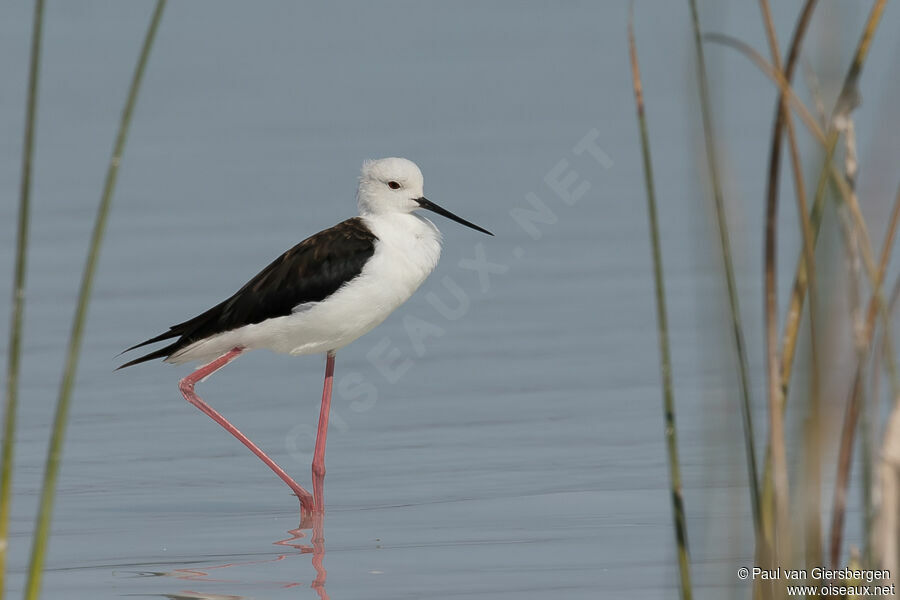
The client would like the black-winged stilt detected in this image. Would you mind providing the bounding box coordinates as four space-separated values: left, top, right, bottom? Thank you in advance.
119 157 492 514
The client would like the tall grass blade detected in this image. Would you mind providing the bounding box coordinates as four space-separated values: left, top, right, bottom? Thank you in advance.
825 0 891 568
628 6 693 599
863 184 900 565
22 3 167 598
757 0 823 570
703 33 824 144
759 0 818 568
0 0 45 594
686 0 761 536
700 35 895 396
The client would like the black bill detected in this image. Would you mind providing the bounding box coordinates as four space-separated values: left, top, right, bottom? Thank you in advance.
415 197 494 236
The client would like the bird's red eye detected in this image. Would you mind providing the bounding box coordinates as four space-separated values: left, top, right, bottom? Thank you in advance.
388 181 401 189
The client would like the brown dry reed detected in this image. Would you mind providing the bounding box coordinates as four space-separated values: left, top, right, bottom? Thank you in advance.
630 1 899 598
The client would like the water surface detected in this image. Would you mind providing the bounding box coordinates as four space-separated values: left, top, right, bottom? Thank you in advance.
1 1 900 598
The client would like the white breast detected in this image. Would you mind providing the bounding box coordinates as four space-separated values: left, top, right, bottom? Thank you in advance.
168 214 442 363
251 214 443 355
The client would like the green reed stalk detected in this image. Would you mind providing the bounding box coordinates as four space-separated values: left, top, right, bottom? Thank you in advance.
628 7 693 599
23 3 166 598
686 0 761 535
757 0 823 571
759 0 818 568
0 1 45 595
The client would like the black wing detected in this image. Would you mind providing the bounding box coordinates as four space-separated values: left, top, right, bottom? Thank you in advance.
119 217 377 368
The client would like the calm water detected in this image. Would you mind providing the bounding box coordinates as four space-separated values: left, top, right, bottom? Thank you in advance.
1 2 900 598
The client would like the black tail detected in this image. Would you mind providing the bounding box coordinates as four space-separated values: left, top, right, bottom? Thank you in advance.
121 329 181 354
117 307 219 369
118 283 236 370
118 307 222 370
117 339 180 370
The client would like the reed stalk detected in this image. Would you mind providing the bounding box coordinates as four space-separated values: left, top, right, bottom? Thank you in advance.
874 391 900 590
23 3 167 597
684 1 895 591
863 185 900 565
827 164 899 397
876 275 900 583
760 0 818 569
699 36 899 395
757 0 823 571
702 34 823 143
0 1 45 594
628 7 692 599
706 10 897 572
817 0 892 568
829 183 900 568
686 0 760 535
719 0 896 570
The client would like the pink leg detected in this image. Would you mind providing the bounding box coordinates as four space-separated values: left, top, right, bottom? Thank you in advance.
179 347 315 513
312 352 335 511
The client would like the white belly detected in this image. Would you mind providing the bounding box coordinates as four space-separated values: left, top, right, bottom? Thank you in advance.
168 213 442 363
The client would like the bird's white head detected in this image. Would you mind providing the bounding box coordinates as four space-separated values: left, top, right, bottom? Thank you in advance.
356 157 493 235
357 157 425 216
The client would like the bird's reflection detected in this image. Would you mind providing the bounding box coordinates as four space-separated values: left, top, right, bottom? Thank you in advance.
153 511 328 599
274 512 328 599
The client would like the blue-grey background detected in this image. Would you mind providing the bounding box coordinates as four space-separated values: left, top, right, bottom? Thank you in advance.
1 1 899 598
